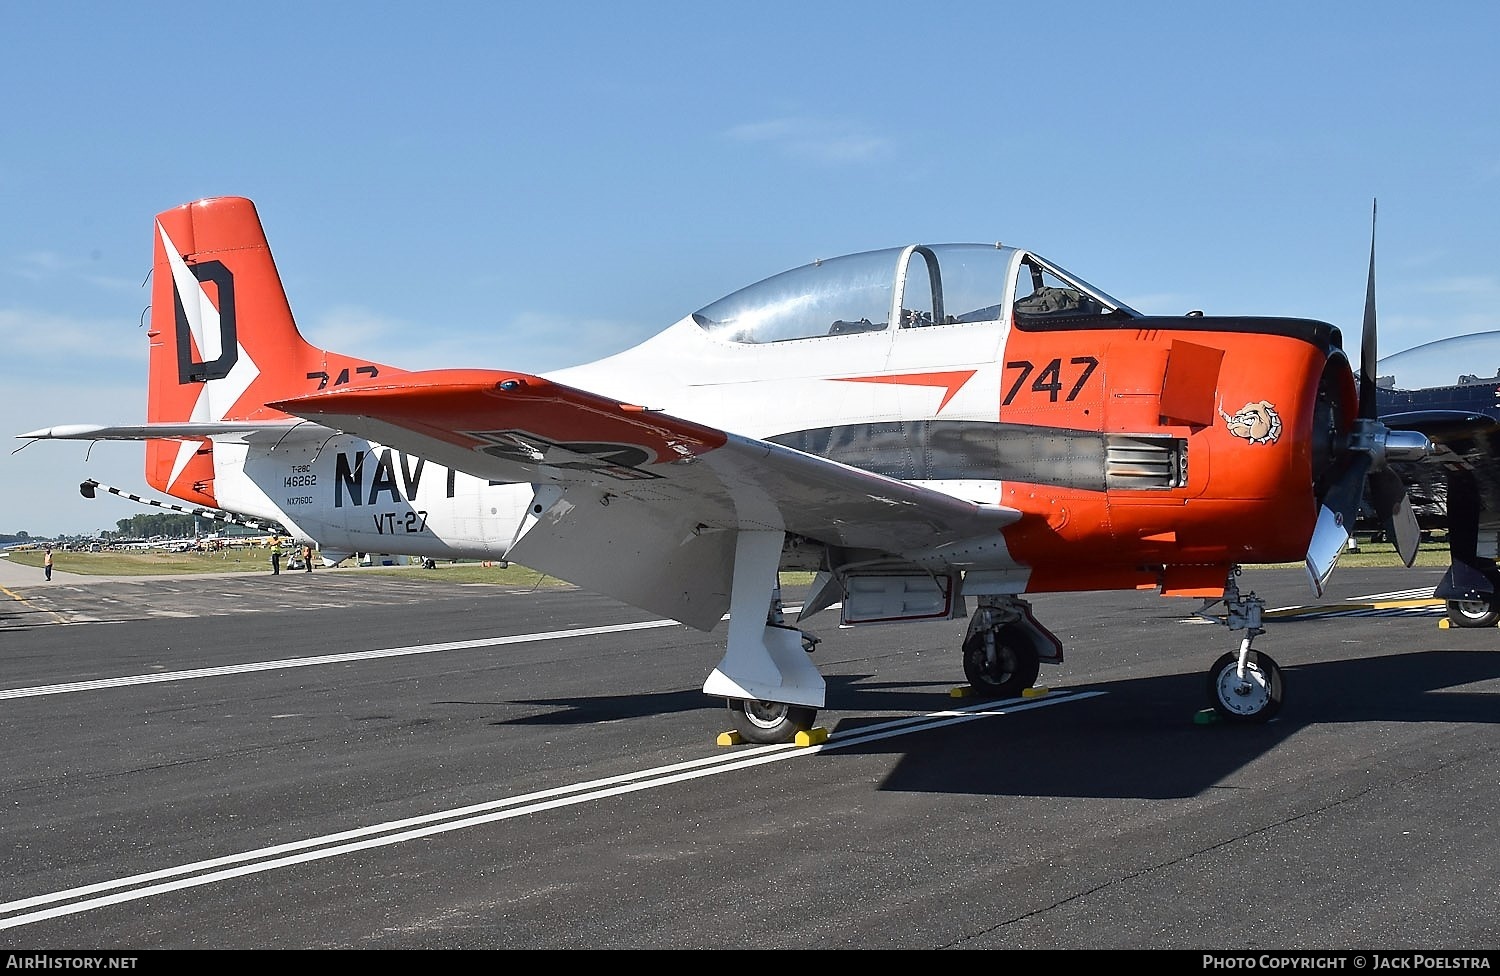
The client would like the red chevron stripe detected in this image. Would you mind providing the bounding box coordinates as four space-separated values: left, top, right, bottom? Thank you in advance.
832 370 977 411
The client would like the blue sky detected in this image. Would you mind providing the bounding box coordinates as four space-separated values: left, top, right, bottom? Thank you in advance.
4 0 1499 536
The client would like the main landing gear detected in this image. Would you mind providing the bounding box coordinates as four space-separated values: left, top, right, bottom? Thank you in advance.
716 586 1059 745
704 531 828 745
726 679 820 745
1445 598 1500 629
1198 571 1284 723
719 605 1051 744
723 610 824 745
959 597 1052 699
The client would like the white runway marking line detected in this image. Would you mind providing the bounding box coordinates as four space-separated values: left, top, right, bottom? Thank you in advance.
0 689 1103 930
0 605 814 701
0 619 685 700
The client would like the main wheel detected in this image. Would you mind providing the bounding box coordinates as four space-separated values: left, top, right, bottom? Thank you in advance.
961 626 1041 699
1446 599 1500 628
1207 650 1284 723
726 699 817 745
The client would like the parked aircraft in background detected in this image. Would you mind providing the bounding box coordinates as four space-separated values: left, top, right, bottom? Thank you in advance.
1375 332 1500 627
18 196 1432 742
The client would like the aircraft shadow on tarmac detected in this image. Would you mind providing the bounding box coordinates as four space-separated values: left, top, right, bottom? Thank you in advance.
860 648 1500 799
492 648 1500 800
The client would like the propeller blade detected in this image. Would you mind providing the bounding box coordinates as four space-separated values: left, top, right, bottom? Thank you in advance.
1359 199 1379 419
1307 201 1432 593
1367 466 1420 567
1306 506 1351 597
1305 453 1372 596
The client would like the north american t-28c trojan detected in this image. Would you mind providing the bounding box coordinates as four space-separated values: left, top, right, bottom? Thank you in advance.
20 197 1433 743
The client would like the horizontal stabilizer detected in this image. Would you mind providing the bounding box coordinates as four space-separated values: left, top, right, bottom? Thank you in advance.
75 479 286 532
17 420 329 442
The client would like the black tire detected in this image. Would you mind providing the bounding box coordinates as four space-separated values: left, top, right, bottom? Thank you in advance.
961 625 1041 699
1447 599 1500 628
726 699 817 745
1206 650 1284 723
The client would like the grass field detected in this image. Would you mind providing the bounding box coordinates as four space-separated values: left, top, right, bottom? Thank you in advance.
4 535 1451 584
3 547 568 586
1257 537 1450 570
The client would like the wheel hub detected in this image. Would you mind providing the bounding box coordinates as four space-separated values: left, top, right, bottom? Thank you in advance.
742 700 790 729
1214 662 1270 716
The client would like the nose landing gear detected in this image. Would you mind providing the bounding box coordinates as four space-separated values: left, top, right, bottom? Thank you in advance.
1197 570 1284 723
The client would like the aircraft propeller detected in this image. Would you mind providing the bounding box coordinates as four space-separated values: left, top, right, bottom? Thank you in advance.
1304 202 1432 595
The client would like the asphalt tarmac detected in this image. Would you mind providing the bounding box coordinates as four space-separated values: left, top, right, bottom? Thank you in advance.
1 557 1498 951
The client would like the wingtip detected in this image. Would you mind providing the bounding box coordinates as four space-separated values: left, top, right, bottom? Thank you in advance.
17 424 105 439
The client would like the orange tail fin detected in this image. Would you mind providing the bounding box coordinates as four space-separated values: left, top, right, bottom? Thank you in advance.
145 196 399 503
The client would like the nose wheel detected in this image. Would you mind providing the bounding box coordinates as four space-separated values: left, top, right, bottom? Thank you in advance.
1206 649 1284 722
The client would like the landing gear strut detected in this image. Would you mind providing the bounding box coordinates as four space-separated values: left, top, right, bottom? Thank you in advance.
1198 570 1284 722
725 598 823 744
705 531 825 745
1434 472 1500 629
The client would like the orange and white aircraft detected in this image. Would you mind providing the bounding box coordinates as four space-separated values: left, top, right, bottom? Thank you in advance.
20 196 1432 743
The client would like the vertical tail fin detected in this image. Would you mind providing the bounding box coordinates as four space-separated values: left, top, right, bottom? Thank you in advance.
145 196 398 502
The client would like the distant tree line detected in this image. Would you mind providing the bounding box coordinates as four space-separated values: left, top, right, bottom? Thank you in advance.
113 513 226 538
3 514 236 547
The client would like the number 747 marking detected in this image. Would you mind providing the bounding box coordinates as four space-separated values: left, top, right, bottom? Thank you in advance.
1003 356 1099 405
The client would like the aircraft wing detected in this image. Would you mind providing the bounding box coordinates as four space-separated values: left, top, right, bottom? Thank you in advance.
272 369 1021 629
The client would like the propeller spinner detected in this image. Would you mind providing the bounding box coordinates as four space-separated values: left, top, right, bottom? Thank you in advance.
1304 202 1432 595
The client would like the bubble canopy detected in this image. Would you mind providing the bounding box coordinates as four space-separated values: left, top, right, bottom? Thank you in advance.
1377 331 1500 391
689 243 1133 344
